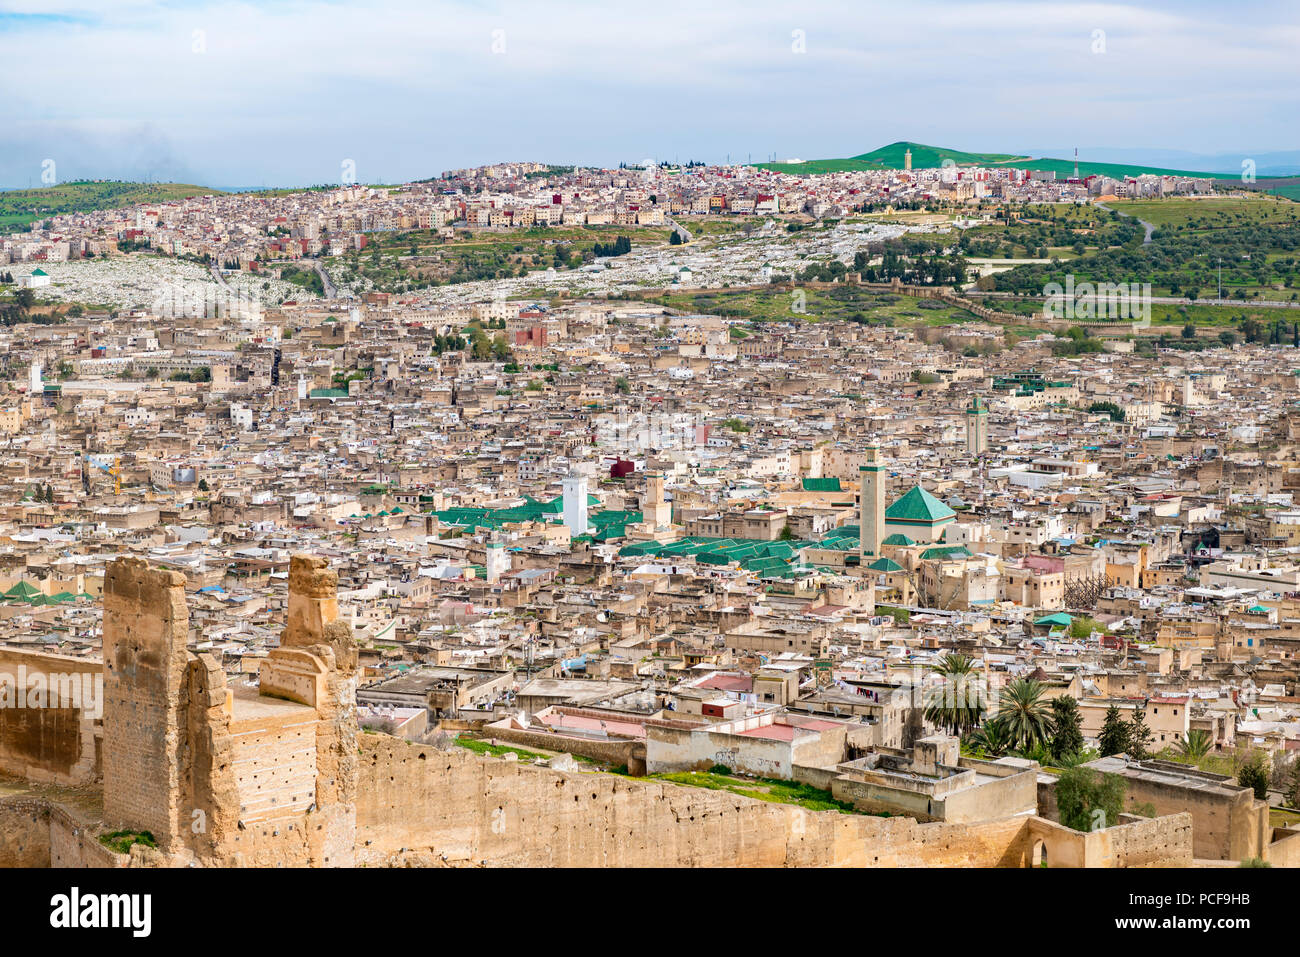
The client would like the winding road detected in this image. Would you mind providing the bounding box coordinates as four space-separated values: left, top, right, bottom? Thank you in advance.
1098 202 1155 245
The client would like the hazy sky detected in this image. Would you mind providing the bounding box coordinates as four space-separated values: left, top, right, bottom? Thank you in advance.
1 0 1296 187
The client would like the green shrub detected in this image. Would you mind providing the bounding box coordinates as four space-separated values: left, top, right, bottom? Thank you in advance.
1055 767 1125 832
98 830 157 855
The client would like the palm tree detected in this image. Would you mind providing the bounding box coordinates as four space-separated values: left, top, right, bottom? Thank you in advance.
968 719 1014 758
1176 729 1212 761
995 678 1055 753
924 653 987 736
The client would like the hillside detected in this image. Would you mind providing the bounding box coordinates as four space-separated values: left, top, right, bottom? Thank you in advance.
854 141 1029 169
1000 157 1220 180
0 181 224 231
754 141 1233 179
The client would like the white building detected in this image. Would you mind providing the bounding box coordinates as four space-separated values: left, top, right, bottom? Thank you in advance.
561 472 590 535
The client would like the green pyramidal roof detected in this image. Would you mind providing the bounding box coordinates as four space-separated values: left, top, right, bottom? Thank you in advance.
885 486 956 524
866 557 904 572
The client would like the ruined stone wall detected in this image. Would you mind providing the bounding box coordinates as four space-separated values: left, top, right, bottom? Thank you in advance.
1107 813 1194 868
0 799 51 867
101 559 191 849
48 806 126 868
229 707 318 824
0 648 101 786
180 654 240 861
479 725 639 767
1266 828 1300 868
355 735 1049 868
276 556 358 867
1040 773 1268 861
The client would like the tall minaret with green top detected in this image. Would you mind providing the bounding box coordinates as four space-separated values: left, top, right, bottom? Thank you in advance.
859 443 886 560
965 395 988 455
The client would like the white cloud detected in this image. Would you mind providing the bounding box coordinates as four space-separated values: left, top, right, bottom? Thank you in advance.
0 0 1294 184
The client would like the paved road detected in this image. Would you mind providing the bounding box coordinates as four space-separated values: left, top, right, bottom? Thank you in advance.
253 257 339 299
209 263 232 289
1098 202 1155 245
667 217 692 244
312 259 338 298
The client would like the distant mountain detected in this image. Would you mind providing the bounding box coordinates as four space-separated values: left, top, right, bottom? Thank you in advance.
0 181 224 231
753 141 1250 179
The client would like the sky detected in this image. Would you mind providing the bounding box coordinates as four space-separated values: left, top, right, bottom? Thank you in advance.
0 0 1296 188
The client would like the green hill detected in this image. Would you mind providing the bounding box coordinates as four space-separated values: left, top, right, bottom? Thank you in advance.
854 141 1029 169
1000 157 1219 180
754 141 1231 179
0 181 224 230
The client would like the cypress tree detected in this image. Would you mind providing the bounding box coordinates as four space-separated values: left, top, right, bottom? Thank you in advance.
1127 707 1154 760
1098 705 1130 757
1049 696 1085 762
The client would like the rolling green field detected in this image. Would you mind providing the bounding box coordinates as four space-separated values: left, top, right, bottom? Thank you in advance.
0 181 223 230
1107 196 1300 230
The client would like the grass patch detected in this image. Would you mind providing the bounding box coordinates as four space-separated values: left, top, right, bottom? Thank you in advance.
652 770 875 815
454 735 549 763
1109 196 1300 230
98 830 157 855
1270 807 1300 828
875 604 911 623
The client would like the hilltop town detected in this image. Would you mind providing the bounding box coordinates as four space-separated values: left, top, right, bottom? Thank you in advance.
0 153 1298 872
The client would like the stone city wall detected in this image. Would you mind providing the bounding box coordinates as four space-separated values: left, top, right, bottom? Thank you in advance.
356 735 1074 868
0 648 101 786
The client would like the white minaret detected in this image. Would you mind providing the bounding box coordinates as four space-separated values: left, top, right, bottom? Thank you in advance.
297 377 309 400
859 444 886 559
642 471 671 528
485 537 509 583
29 361 42 394
562 472 590 536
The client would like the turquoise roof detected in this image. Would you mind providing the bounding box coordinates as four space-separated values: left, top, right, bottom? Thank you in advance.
920 544 972 560
881 533 915 546
1034 612 1073 626
885 486 956 525
801 477 842 492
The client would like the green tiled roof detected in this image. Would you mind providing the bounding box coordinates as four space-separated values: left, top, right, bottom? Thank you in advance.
801 477 842 492
881 533 915 546
866 557 904 572
1034 613 1073 626
2 581 42 600
885 486 956 525
920 545 971 560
